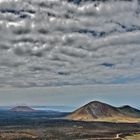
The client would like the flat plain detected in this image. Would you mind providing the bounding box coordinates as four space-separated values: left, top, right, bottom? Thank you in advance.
0 110 140 140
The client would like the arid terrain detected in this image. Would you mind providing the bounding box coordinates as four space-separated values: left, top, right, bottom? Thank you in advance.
66 101 140 123
0 102 140 140
0 118 140 140
122 133 140 140
0 0 140 139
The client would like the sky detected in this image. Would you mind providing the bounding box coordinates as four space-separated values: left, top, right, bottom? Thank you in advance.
0 0 140 110
0 84 140 111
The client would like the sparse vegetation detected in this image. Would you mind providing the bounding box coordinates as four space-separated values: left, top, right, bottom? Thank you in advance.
123 134 140 140
0 102 139 140
0 115 139 140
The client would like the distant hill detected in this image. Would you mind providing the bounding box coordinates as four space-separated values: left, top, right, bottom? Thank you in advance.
119 105 140 118
10 106 35 112
66 101 140 122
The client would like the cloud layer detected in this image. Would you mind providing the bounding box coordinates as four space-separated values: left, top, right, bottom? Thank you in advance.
0 0 140 87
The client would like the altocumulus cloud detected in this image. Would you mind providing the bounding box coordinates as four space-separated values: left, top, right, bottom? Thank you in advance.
0 0 140 87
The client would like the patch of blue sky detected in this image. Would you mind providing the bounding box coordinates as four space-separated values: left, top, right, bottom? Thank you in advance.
112 76 140 84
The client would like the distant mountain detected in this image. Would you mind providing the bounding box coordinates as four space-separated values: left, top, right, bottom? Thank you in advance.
10 106 35 112
66 101 140 122
119 105 140 118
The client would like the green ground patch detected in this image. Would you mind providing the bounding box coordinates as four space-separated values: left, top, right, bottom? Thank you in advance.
123 134 140 140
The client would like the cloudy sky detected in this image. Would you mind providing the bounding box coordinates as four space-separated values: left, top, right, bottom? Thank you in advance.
0 0 140 108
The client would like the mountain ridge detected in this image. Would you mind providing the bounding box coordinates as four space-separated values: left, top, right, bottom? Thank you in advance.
66 101 140 122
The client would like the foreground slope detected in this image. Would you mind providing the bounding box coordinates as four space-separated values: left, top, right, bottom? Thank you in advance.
66 101 140 122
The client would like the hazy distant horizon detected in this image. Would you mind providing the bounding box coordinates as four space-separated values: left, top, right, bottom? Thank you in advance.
0 84 139 111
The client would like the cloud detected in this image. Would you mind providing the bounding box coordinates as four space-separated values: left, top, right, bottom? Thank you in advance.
0 0 140 87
